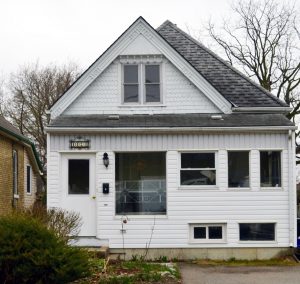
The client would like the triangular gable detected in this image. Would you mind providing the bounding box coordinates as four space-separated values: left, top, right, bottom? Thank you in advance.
50 17 232 118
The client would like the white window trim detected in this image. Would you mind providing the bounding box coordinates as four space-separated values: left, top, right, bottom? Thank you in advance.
259 150 282 190
238 222 277 243
178 151 218 190
26 165 32 195
227 150 251 189
120 56 164 106
189 223 227 243
13 150 18 196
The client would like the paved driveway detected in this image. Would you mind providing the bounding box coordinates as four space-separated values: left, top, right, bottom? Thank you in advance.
179 263 300 284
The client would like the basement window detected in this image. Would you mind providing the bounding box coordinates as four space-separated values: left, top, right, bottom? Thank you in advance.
190 224 226 243
239 223 275 241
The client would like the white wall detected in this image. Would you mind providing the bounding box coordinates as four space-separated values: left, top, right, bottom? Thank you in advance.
63 59 220 115
47 131 292 248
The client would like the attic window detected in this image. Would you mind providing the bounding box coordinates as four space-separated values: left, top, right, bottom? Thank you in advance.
123 63 161 104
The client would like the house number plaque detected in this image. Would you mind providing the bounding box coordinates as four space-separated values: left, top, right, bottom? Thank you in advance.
69 139 90 149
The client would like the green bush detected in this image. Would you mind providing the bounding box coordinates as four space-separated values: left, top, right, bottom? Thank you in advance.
0 213 90 284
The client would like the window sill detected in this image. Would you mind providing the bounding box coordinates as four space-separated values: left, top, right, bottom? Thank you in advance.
178 186 219 191
189 240 227 244
114 215 167 220
227 187 252 191
26 192 32 195
13 194 19 199
118 104 166 108
238 240 277 244
260 187 284 191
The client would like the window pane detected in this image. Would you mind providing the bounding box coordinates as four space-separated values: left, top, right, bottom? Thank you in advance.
228 151 249 187
239 223 275 241
68 160 89 194
26 166 31 193
180 170 216 185
181 153 215 168
146 84 160 102
116 152 166 215
194 227 206 239
124 85 139 103
260 151 281 187
124 65 138 83
209 226 223 239
145 65 160 83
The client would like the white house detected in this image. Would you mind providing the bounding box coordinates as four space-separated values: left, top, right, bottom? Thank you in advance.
46 17 297 259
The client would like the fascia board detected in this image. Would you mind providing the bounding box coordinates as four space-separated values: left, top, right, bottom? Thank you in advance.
45 126 297 133
50 18 232 118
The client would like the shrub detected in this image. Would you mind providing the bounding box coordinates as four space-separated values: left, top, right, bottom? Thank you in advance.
23 204 82 243
0 213 90 284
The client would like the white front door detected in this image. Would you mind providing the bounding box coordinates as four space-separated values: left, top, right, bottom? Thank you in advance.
61 154 96 236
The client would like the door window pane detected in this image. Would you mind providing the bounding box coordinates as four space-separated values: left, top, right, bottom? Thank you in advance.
260 151 281 187
116 152 166 215
228 151 249 187
239 223 275 241
68 159 89 194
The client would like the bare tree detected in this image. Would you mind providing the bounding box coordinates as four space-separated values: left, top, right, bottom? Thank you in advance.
207 0 300 121
3 63 80 169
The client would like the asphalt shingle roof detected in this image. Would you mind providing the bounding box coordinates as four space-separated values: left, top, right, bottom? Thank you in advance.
50 114 293 128
157 20 288 108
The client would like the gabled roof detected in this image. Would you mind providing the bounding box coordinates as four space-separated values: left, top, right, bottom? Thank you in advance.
0 116 43 173
157 20 288 108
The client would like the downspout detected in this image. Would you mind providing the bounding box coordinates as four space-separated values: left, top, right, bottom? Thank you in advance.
288 130 296 247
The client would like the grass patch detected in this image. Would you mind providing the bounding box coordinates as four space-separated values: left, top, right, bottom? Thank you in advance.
74 254 181 284
194 256 298 267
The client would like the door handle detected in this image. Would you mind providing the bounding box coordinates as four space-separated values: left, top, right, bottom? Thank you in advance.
92 196 96 199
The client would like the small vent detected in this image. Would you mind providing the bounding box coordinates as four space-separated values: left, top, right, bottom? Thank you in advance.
211 115 223 120
108 115 119 120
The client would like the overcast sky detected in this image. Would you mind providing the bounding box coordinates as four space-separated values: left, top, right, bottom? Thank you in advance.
0 0 233 77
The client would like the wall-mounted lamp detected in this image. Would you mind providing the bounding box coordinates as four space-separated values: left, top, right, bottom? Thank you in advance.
103 152 109 168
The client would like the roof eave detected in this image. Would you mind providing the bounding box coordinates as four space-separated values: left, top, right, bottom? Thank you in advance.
232 106 292 114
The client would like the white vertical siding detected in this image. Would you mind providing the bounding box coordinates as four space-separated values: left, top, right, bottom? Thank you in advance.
47 131 291 248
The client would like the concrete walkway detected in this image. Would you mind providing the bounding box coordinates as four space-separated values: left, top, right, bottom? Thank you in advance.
179 263 300 284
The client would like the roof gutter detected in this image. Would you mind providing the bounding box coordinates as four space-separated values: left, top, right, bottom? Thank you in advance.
232 107 292 114
45 125 297 133
0 126 43 174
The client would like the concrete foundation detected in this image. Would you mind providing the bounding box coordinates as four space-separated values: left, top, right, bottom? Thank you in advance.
109 247 292 261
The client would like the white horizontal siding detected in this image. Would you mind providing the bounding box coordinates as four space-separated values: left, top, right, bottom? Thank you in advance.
47 131 291 248
63 59 220 115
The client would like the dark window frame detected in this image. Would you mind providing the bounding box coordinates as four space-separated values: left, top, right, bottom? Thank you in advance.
26 165 31 194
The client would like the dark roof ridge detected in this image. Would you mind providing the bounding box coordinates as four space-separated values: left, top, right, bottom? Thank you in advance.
157 20 288 107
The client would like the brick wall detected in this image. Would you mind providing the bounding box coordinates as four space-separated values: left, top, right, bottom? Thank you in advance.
0 135 25 215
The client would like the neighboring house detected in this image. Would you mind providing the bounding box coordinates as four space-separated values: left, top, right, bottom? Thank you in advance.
0 116 43 214
46 17 297 259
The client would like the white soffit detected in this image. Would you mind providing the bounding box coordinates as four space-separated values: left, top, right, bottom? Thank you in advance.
50 17 232 118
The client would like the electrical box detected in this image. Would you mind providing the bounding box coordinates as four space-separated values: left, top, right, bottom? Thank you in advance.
102 183 109 194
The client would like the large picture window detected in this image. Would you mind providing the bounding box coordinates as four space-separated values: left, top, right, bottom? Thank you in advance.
260 151 281 187
228 151 249 188
68 159 90 194
180 153 216 186
123 64 161 104
239 223 275 241
116 152 166 215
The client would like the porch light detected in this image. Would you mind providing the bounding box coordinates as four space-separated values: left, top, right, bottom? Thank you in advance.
103 152 109 168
